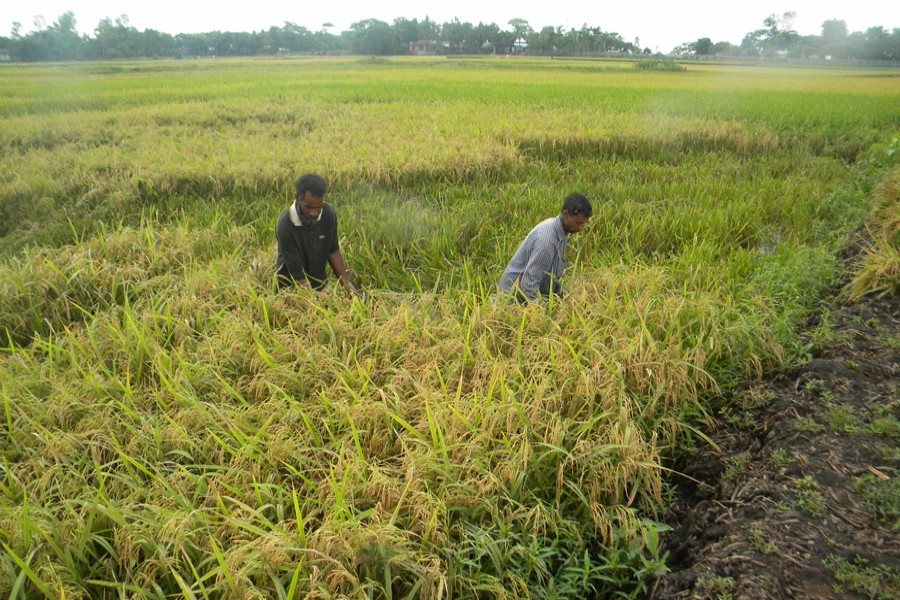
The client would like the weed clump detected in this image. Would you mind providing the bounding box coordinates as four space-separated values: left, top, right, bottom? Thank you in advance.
634 59 686 72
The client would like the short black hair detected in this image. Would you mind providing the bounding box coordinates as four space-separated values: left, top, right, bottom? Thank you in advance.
562 192 592 217
295 173 327 198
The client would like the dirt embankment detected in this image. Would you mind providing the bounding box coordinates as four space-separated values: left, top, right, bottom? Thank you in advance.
650 283 899 598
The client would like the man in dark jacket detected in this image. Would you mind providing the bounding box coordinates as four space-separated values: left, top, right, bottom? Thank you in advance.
275 173 357 294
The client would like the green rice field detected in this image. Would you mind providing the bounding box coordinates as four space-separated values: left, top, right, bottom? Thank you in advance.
1 56 898 598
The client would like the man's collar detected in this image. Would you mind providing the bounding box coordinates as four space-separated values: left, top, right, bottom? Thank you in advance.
554 215 568 238
289 203 302 226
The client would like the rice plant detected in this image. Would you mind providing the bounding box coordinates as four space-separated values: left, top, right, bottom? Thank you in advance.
0 55 897 598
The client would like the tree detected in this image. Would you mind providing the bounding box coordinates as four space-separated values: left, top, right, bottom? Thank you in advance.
441 19 476 54
761 12 799 53
277 22 315 53
740 13 799 57
393 17 419 50
348 19 403 55
528 25 562 54
692 37 713 55
787 35 820 59
508 18 532 53
176 32 211 57
4 10 896 64
711 41 737 56
91 16 142 59
851 26 899 60
394 17 441 55
820 19 849 58
740 29 764 56
207 31 238 56
141 29 176 58
473 22 500 54
507 18 532 41
419 17 440 46
821 19 848 40
314 25 340 54
47 11 84 59
566 26 597 55
490 25 516 54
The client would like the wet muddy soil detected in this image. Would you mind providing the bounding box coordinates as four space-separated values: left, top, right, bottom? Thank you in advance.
650 278 899 598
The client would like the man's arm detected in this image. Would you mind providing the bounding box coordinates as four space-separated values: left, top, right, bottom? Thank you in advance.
327 250 357 295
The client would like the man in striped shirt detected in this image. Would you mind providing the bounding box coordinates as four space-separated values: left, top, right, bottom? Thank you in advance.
499 193 592 302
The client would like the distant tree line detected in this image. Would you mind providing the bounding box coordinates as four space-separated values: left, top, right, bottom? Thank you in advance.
673 12 899 61
0 13 641 61
0 11 897 62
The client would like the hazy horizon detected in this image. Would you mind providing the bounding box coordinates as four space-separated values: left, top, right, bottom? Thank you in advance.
3 1 896 53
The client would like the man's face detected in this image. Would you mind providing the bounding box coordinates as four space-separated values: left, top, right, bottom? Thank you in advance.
295 191 324 225
561 210 591 234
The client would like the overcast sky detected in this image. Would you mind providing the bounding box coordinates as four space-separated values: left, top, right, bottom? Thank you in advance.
2 1 897 53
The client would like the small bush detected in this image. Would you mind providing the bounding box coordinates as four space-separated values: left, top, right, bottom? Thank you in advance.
634 59 686 72
823 554 900 600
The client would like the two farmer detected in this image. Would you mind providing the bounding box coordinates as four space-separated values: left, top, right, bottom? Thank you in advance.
276 173 592 302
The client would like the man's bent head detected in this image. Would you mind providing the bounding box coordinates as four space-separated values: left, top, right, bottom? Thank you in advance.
560 192 592 234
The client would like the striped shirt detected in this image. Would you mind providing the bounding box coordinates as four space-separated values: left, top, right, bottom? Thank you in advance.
499 215 568 301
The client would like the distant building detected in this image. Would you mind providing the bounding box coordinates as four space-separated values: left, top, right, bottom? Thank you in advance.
0 51 10 62
409 39 437 56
